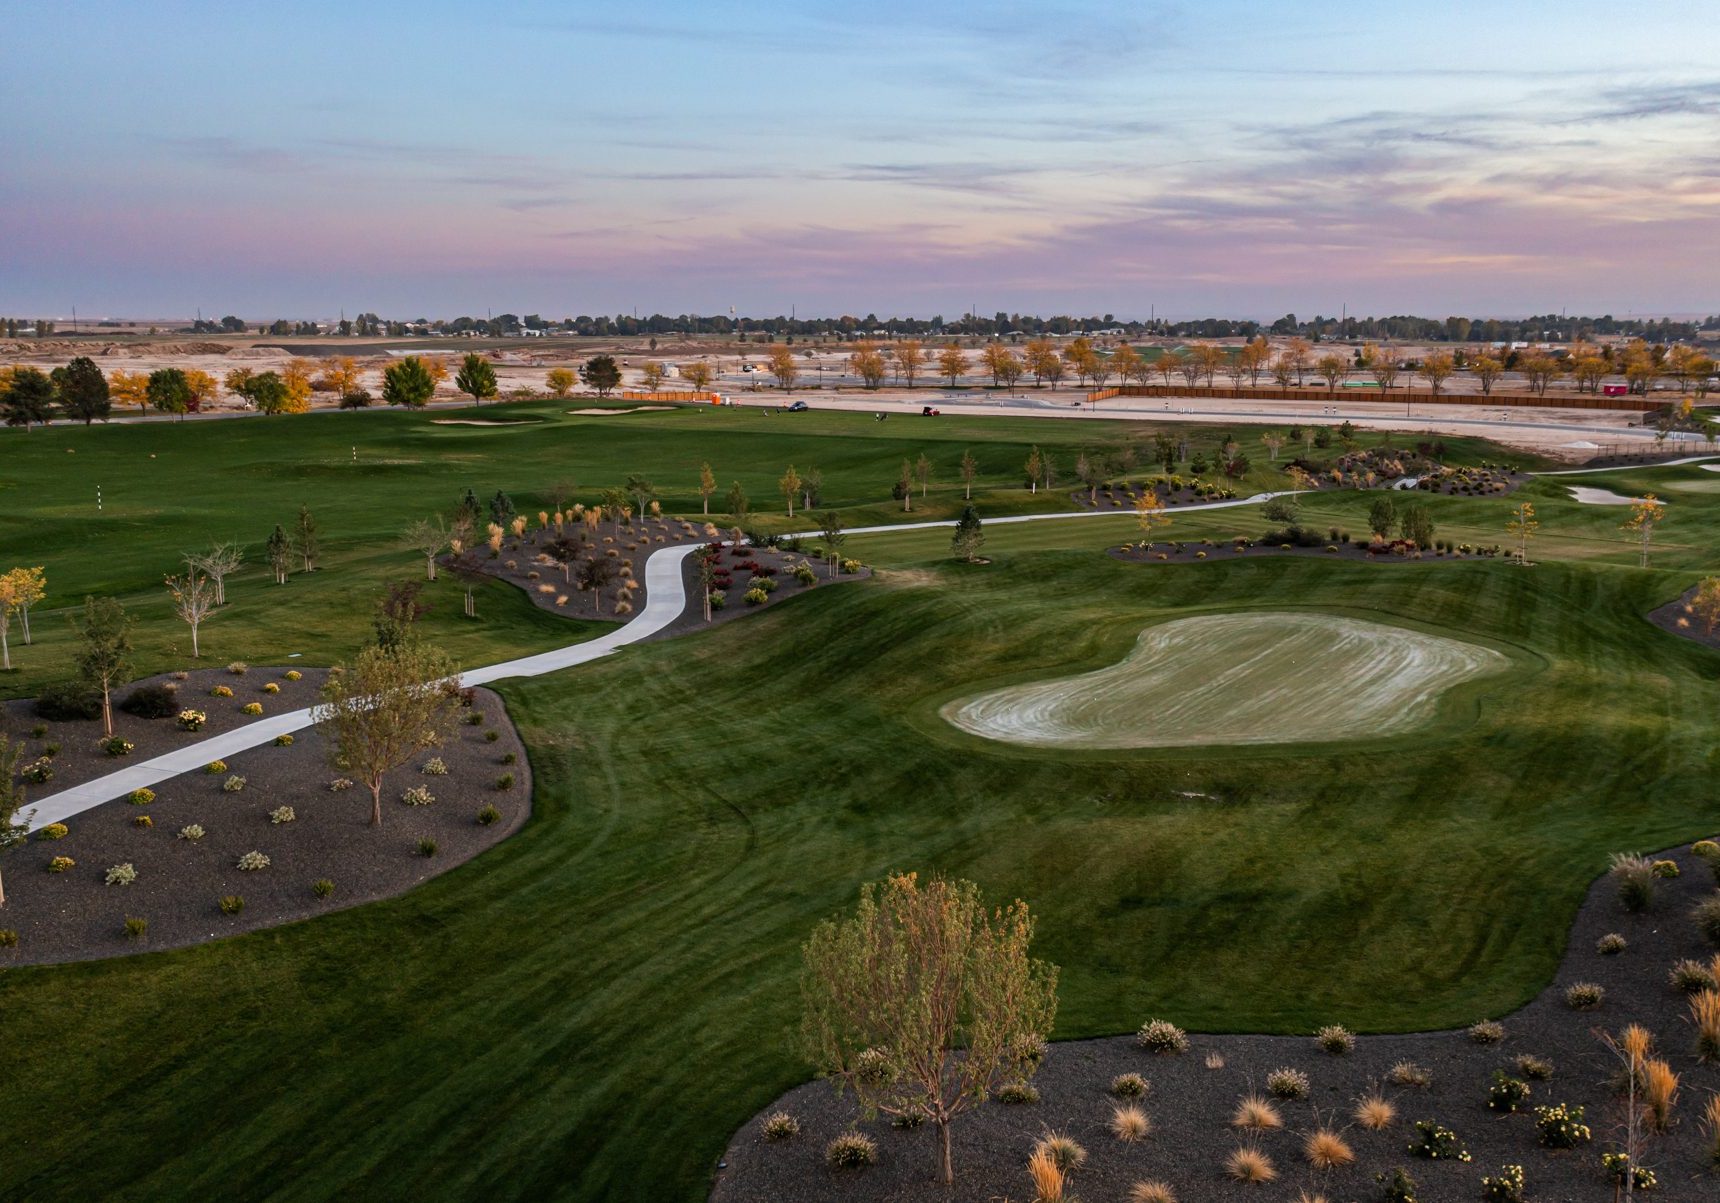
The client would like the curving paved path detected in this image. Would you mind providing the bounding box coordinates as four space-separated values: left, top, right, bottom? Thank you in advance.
23 452 1714 832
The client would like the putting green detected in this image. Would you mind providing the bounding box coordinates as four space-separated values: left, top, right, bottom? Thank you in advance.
943 612 1508 748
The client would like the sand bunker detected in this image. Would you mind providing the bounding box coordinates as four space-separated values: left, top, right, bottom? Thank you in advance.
943 612 1507 749
1566 485 1639 505
566 405 673 416
430 417 541 426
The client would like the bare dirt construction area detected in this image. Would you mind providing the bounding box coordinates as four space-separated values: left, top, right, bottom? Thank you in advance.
713 841 1720 1202
942 613 1509 749
0 687 527 966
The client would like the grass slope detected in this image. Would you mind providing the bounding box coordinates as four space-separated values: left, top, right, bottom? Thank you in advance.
3 549 1718 1201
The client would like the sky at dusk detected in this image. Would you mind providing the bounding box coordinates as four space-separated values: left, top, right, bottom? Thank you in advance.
4 0 1718 321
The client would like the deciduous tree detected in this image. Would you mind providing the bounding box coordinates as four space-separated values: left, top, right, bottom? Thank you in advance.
1506 501 1538 564
915 452 932 498
1624 494 1666 568
184 544 242 605
1690 576 1720 635
403 518 448 581
456 353 499 405
1135 489 1169 545
766 345 798 390
577 553 620 613
1472 355 1503 396
1024 446 1043 493
165 570 216 657
1422 351 1455 398
382 357 436 408
959 448 977 499
108 369 149 413
801 873 1059 1185
1111 344 1141 387
266 524 292 584
0 566 46 645
278 361 313 413
318 357 361 396
313 641 459 828
1316 354 1348 392
546 367 576 397
937 344 967 387
848 343 887 389
74 595 132 736
581 355 622 396
698 462 717 515
894 340 925 388
779 465 802 517
57 356 111 423
725 481 749 524
296 505 320 572
640 361 667 391
0 734 30 906
818 511 845 577
682 360 714 391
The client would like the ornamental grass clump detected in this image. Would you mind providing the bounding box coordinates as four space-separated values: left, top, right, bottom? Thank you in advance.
1315 1024 1355 1055
760 1111 799 1141
995 1079 1039 1104
1690 989 1720 1061
1304 1129 1354 1170
1610 852 1655 911
218 894 244 915
1128 1182 1176 1203
312 879 334 898
824 1131 876 1168
1111 1072 1148 1098
1026 1149 1064 1203
1513 1054 1553 1080
1642 1058 1679 1131
1596 932 1627 955
1565 981 1605 1010
1232 1094 1282 1130
1110 1105 1151 1142
235 850 270 871
1224 1147 1276 1185
476 804 502 826
1670 958 1717 993
1136 1019 1188 1054
123 916 148 940
1468 1019 1505 1044
177 824 205 841
1266 1068 1309 1099
1354 1092 1395 1130
1694 894 1720 945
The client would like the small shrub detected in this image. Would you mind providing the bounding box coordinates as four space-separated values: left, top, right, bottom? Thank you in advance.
743 586 770 606
1376 1168 1420 1203
1407 1120 1469 1161
1232 1094 1282 1130
328 777 354 791
483 730 499 742
284 670 302 681
1596 932 1627 955
1600 1152 1658 1191
1110 1071 1149 1098
20 758 53 785
128 787 154 806
888 1112 922 1129
1266 1068 1309 1099
1479 1164 1526 1203
177 709 207 731
241 702 263 716
1304 1129 1354 1169
1354 1092 1395 1130
417 838 438 857
47 856 75 873
205 760 227 774
273 734 293 747
1564 981 1604 1010
824 1131 876 1168
124 916 148 940
463 712 483 726
33 680 102 720
223 775 247 793
1610 852 1655 911
101 736 135 757
29 723 47 738
1204 1051 1225 1070
1694 894 1720 945
1135 1018 1188 1054
841 558 862 573
1513 1054 1553 1080
36 822 68 840
1487 1071 1531 1113
0 929 17 949
1315 1024 1355 1055
1224 1147 1276 1184
421 757 449 775
1111 1104 1151 1142
262 682 281 694
401 785 434 807
995 1080 1039 1104
760 1111 799 1141
476 804 502 826
132 814 153 829
105 862 138 886
236 850 270 871
312 878 334 898
227 661 248 676
178 824 206 841
269 806 295 824
793 563 817 585
500 751 517 764
209 685 234 698
1670 958 1715 993
495 772 515 791
1651 858 1679 878
1532 1102 1590 1148
1469 1019 1505 1044
218 894 245 915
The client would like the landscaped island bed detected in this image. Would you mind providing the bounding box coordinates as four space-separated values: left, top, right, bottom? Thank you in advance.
0 686 527 966
714 843 1720 1201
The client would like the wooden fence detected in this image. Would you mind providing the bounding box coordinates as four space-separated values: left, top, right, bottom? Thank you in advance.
1088 383 1660 413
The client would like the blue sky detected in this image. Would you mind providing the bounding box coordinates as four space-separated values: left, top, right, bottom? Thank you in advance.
4 0 1718 319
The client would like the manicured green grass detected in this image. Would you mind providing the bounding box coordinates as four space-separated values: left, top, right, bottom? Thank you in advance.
4 546 1719 1200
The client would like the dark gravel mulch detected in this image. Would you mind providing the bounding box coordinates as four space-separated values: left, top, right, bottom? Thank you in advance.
0 688 528 966
1649 585 1720 654
1 665 329 794
712 844 1720 1202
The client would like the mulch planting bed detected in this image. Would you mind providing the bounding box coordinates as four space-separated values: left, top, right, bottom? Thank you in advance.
1649 585 1720 653
1 665 329 794
1073 484 1240 511
458 516 868 630
0 687 528 967
1110 538 1508 566
713 843 1720 1202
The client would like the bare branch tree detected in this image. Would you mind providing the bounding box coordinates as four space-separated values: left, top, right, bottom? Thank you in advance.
165 571 216 658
